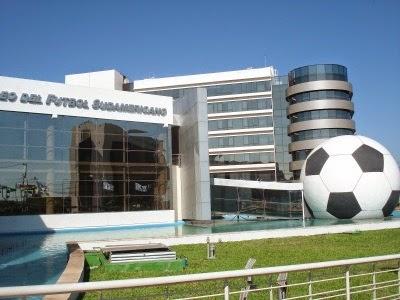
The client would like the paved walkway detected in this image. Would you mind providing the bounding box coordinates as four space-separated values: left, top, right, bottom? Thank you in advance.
78 219 400 251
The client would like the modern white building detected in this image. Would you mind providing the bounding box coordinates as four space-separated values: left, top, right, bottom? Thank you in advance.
0 64 356 232
0 71 180 233
130 68 298 217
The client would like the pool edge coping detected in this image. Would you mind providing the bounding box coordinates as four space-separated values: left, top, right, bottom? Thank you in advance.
43 243 85 300
77 219 400 250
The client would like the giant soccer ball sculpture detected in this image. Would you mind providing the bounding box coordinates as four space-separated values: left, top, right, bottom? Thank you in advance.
301 135 400 219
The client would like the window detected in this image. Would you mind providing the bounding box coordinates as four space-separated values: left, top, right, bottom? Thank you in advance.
291 128 354 142
209 116 273 131
207 81 271 97
209 134 274 148
0 110 171 215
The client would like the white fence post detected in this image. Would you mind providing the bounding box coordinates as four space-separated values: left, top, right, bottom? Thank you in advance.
269 276 274 300
372 264 376 299
398 260 400 296
224 285 229 300
308 271 313 300
345 268 351 300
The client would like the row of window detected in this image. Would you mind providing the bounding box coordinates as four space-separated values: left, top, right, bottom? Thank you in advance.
209 134 274 148
210 171 276 181
0 194 170 215
289 109 352 123
0 168 168 183
288 90 351 104
149 80 272 99
207 81 271 97
211 186 302 217
150 89 185 100
288 64 348 86
0 162 169 215
211 186 302 204
0 128 167 151
291 149 312 161
0 145 168 163
0 179 165 196
0 111 166 137
290 128 354 142
207 98 272 114
209 152 275 166
208 116 273 131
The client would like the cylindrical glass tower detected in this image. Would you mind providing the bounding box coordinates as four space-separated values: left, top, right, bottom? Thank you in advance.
286 64 356 179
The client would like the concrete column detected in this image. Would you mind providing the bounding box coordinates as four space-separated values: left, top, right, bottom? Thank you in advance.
174 88 211 221
172 165 182 221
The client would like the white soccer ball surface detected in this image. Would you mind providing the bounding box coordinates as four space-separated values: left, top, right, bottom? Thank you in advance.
300 135 400 219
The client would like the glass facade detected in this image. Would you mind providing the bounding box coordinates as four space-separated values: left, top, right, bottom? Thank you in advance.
288 64 348 86
209 152 275 166
208 116 273 131
206 79 278 217
287 64 355 179
207 98 272 114
288 90 351 104
291 128 354 142
137 72 294 218
290 109 352 123
209 134 274 148
211 185 302 218
272 76 292 181
0 111 171 216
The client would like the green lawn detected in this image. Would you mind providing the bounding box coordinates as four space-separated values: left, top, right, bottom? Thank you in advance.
84 228 400 299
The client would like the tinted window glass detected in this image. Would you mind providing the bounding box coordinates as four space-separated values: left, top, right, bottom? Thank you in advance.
0 110 171 215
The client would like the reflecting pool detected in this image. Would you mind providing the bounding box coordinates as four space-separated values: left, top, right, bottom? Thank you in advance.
0 213 399 288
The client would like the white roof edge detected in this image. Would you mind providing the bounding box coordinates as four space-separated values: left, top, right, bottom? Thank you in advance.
134 67 276 90
213 178 303 191
65 69 123 77
0 75 172 100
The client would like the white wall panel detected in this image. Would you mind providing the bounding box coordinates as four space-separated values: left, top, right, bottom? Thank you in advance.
0 210 175 234
0 76 173 125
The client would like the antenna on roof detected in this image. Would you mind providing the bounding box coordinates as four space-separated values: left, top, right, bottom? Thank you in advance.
264 55 267 67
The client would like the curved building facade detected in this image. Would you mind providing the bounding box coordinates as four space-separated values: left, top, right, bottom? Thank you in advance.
286 64 356 179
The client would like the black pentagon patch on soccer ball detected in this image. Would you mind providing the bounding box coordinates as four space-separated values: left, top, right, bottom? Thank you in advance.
382 190 400 217
305 148 329 176
352 144 384 172
327 192 361 219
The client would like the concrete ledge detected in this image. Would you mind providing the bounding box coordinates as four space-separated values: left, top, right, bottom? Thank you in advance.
0 210 175 234
78 219 400 250
287 119 355 135
44 243 85 300
286 80 353 98
287 99 354 115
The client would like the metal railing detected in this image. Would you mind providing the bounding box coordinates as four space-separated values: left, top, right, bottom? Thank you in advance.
0 254 399 299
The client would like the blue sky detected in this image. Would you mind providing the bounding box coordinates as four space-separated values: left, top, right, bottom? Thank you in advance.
1 0 399 160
